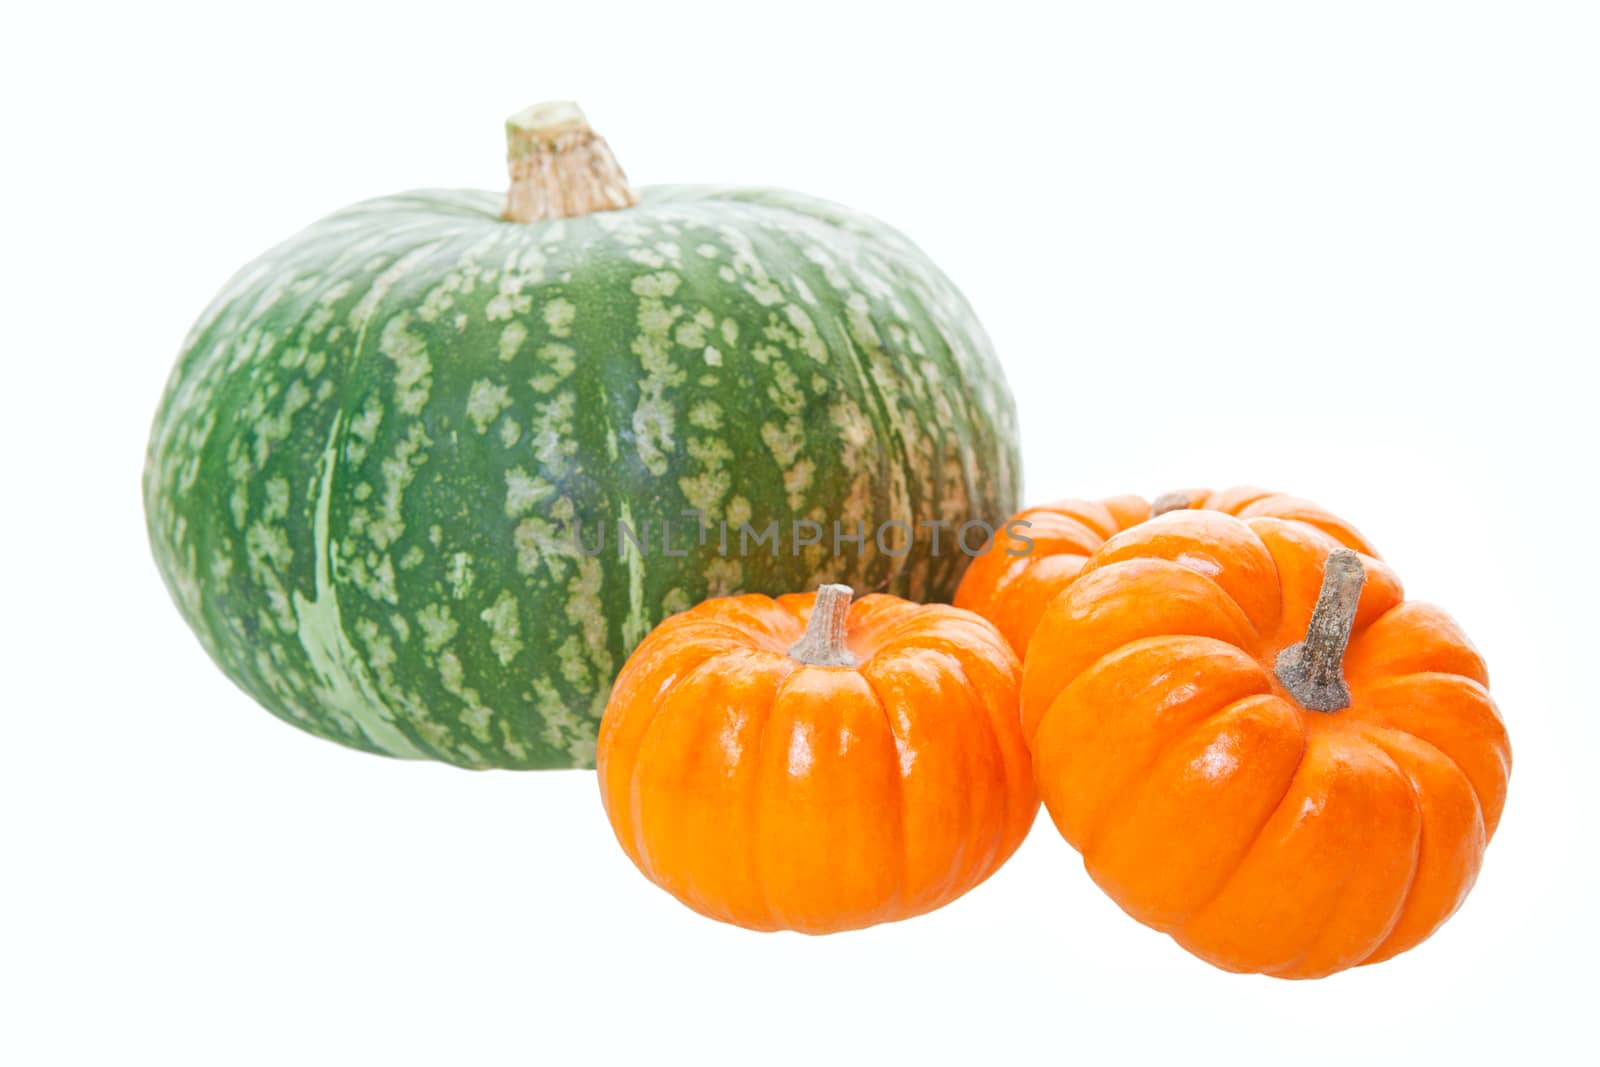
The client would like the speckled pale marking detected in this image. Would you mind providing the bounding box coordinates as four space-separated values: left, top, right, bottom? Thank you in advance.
290 414 427 758
144 185 1020 769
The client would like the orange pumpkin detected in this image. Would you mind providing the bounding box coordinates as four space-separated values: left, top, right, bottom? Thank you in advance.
956 487 1375 656
597 584 1038 934
1021 510 1511 977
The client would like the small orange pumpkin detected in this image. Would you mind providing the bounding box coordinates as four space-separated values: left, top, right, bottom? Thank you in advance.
1022 509 1511 977
597 584 1038 934
956 487 1375 656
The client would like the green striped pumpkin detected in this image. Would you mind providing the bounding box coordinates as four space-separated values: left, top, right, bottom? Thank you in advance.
144 103 1021 769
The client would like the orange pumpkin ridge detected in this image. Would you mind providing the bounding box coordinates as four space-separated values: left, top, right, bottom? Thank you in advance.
597 584 1039 935
955 487 1375 657
1022 514 1510 978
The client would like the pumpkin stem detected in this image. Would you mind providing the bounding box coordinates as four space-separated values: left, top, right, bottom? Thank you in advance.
1274 548 1365 712
788 584 857 668
501 101 637 223
1151 491 1192 517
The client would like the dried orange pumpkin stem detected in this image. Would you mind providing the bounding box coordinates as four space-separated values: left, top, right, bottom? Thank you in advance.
1151 491 1192 516
502 101 637 223
1274 548 1365 712
789 584 857 667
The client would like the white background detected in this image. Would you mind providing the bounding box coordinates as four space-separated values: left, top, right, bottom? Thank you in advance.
5 2 1597 1063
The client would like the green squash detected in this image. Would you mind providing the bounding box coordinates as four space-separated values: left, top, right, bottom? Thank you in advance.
144 102 1021 769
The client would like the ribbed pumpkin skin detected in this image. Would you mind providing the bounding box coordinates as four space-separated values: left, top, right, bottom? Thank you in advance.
956 487 1375 657
144 187 1021 769
597 591 1037 933
1022 511 1511 977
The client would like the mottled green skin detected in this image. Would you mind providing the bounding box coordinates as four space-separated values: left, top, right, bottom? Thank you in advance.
145 186 1021 768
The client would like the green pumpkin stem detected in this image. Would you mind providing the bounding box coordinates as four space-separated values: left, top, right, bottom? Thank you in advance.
1274 548 1365 712
789 584 857 668
502 101 637 223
